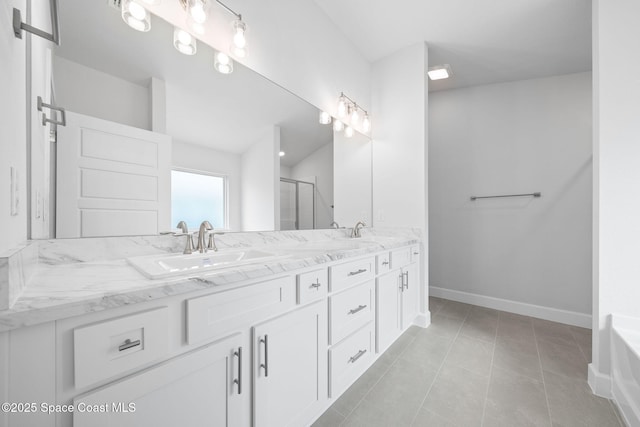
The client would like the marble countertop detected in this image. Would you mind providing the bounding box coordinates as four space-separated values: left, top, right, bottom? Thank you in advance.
0 229 421 332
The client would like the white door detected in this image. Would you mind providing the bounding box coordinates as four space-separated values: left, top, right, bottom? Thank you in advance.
402 263 420 328
56 112 171 237
253 301 327 427
73 333 243 427
376 271 402 353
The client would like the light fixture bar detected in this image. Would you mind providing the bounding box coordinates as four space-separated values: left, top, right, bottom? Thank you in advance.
339 92 369 116
214 0 241 19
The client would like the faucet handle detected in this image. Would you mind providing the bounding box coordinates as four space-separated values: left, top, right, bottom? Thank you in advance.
183 233 195 255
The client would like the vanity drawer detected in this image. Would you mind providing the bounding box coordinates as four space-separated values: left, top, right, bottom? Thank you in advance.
391 247 411 269
410 245 421 263
329 281 373 345
186 276 295 344
297 268 328 304
329 256 375 292
329 323 373 398
74 307 169 389
376 252 391 275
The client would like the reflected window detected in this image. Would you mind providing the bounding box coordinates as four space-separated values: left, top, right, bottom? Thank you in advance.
171 170 227 230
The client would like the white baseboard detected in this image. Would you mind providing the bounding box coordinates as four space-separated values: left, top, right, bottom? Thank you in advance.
429 286 591 328
414 312 431 328
588 363 613 398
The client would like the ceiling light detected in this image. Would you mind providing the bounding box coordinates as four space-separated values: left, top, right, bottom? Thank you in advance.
333 120 344 132
173 28 197 55
214 51 234 74
362 114 371 133
319 111 332 125
279 151 285 157
427 64 453 80
345 126 354 138
121 0 150 32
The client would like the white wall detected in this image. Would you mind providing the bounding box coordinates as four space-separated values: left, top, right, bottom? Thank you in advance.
53 56 150 130
333 131 372 226
241 126 280 231
290 143 334 229
172 141 241 231
429 73 593 324
371 43 428 230
591 0 640 395
0 0 27 254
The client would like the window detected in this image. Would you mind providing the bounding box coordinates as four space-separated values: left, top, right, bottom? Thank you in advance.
171 169 227 230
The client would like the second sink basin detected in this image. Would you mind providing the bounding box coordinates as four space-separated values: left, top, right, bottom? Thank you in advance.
128 249 285 279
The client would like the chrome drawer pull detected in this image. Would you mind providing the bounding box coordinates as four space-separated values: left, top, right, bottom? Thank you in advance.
348 304 367 315
349 349 367 363
403 271 409 289
413 252 419 255
118 338 141 352
260 335 269 377
348 268 367 276
234 347 242 395
310 280 322 289
382 260 389 266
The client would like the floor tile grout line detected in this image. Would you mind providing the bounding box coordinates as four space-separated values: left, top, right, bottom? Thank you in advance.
337 331 419 426
567 326 591 365
408 306 470 426
532 321 554 426
478 317 498 427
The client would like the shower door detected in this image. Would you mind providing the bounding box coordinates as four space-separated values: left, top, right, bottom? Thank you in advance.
280 178 315 230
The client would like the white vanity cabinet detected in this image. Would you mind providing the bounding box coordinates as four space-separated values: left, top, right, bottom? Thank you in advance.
74 333 244 427
252 300 328 427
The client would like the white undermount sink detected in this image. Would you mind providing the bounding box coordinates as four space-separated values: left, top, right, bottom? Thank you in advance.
127 249 286 279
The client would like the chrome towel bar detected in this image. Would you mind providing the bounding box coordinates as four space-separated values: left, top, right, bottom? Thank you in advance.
470 192 541 201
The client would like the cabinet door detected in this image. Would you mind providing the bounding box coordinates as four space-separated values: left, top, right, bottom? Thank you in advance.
401 263 420 329
376 271 402 353
74 333 243 427
253 301 327 427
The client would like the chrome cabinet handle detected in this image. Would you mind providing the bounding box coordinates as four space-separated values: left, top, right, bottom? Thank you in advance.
233 347 242 394
349 349 367 363
413 251 419 255
403 271 409 289
260 335 269 377
118 338 141 352
348 268 367 276
399 273 404 291
310 280 322 289
382 260 389 266
348 304 367 315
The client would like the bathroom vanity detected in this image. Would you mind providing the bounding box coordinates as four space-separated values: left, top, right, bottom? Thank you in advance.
0 229 427 427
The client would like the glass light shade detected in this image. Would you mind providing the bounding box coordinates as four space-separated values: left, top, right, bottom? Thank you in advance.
337 96 347 118
350 107 360 124
362 114 371 132
333 120 344 132
232 19 247 49
140 0 161 5
345 126 354 138
122 0 150 32
230 45 247 58
319 111 331 125
173 28 197 55
188 0 209 24
214 51 234 74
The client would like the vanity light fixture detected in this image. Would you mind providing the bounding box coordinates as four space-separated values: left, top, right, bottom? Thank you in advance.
350 104 360 125
344 126 354 138
337 95 348 118
173 27 197 55
335 92 371 133
121 0 151 32
427 64 453 80
214 50 234 74
319 111 332 125
333 120 345 132
230 18 248 57
362 113 371 133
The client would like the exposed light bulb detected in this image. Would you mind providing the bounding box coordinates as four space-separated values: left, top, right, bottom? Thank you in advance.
232 19 247 49
319 111 331 125
337 96 347 118
189 0 208 24
173 28 197 55
351 106 360 124
362 114 371 132
333 120 344 132
214 51 234 74
345 126 354 138
121 0 150 32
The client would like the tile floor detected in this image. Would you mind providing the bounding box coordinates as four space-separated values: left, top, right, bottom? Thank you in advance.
313 297 625 427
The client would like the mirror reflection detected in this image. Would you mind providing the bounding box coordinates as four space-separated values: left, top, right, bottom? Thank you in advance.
48 0 352 238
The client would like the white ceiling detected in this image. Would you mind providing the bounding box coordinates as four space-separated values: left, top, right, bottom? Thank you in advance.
314 0 592 91
55 0 332 166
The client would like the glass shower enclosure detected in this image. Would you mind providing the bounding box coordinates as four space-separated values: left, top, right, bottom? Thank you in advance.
280 178 315 230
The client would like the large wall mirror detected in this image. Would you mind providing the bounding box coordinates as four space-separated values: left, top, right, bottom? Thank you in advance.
35 0 372 238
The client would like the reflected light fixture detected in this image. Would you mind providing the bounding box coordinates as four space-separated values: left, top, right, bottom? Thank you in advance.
214 51 234 74
427 64 453 80
279 151 285 157
173 27 197 55
319 111 332 125
121 0 151 32
333 120 344 132
345 126 354 138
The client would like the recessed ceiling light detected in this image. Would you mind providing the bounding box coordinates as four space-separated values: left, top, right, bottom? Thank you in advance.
427 64 453 81
279 151 285 157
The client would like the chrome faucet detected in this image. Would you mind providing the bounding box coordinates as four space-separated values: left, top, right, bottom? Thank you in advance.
176 221 194 254
351 220 366 238
330 221 340 229
197 221 213 253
